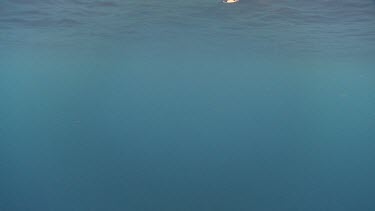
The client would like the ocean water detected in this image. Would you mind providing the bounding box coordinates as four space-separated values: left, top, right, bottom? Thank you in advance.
1 0 375 210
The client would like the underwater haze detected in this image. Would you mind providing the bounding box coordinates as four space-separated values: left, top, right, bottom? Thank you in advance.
1 0 375 210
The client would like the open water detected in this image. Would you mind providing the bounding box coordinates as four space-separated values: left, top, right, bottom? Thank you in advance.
1 0 375 210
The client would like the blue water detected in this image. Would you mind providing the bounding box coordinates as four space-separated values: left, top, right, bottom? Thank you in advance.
1 0 375 210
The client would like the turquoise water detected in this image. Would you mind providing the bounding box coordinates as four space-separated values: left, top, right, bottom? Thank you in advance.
1 0 375 210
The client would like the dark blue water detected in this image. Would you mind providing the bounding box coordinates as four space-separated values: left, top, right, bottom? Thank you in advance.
1 0 375 210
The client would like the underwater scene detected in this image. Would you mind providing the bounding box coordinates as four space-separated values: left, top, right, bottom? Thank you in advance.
1 0 375 210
